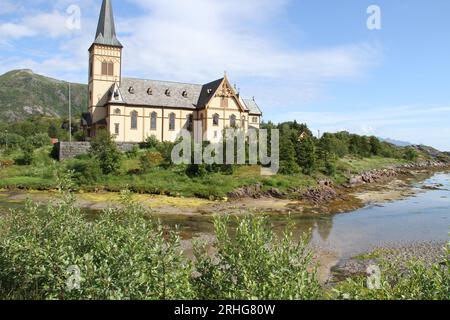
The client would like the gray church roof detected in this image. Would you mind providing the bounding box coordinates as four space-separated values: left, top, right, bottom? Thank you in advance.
101 77 261 114
106 77 224 110
93 0 122 47
243 99 262 115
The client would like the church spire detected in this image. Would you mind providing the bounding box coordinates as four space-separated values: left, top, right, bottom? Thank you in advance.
93 0 122 47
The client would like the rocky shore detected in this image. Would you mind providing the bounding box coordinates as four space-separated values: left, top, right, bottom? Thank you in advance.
227 161 450 204
348 160 449 187
328 241 448 284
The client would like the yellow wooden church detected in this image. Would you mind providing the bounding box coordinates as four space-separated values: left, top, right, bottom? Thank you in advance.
82 0 263 143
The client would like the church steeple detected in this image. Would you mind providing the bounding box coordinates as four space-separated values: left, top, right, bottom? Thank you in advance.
93 0 122 47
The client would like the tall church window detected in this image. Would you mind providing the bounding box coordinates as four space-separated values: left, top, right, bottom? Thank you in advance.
114 123 120 135
169 113 176 131
186 114 193 131
230 115 237 127
131 111 138 130
151 112 157 130
213 114 220 126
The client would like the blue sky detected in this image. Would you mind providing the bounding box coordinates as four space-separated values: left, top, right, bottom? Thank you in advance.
1 0 449 150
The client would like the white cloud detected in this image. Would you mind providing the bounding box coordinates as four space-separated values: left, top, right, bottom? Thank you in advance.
0 0 20 15
119 0 381 85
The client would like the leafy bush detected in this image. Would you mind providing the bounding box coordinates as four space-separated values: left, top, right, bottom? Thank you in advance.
142 135 160 150
0 189 194 300
139 151 164 172
90 131 122 175
193 215 321 300
16 142 34 165
126 145 140 159
0 133 25 150
30 133 51 149
403 147 419 162
331 255 449 300
66 159 102 185
0 159 14 168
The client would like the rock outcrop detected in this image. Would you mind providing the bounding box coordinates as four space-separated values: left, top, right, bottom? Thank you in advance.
348 160 449 186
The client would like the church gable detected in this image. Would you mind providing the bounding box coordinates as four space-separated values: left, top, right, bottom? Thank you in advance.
205 77 247 112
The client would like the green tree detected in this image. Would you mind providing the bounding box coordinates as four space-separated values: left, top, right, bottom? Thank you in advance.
369 136 382 156
279 133 300 174
89 131 122 175
296 137 316 174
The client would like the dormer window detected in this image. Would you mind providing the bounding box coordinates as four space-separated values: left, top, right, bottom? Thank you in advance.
113 90 120 100
165 89 171 96
207 88 213 94
147 88 153 95
128 86 135 94
182 90 188 98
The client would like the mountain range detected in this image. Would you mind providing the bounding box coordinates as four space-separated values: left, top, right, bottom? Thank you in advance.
0 69 87 121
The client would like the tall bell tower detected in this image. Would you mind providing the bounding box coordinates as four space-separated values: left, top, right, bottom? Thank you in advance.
88 0 122 134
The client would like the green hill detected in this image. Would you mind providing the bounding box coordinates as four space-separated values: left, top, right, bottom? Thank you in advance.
0 69 87 121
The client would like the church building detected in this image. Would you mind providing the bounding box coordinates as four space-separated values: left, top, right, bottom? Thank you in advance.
82 0 263 143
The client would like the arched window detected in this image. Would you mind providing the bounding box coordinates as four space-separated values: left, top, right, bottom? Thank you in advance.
151 112 157 130
230 115 237 127
131 111 138 130
213 114 219 126
169 113 176 131
186 114 193 131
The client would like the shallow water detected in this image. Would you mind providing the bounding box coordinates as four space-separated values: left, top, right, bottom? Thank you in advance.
0 172 449 259
153 172 450 259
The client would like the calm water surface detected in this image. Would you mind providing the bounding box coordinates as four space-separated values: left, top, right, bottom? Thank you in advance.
159 172 450 258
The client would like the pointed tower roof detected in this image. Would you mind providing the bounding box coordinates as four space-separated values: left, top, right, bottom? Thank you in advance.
93 0 122 47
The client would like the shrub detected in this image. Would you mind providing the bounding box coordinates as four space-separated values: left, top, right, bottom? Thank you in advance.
30 133 51 149
403 147 419 162
0 159 14 168
90 131 122 175
17 142 34 165
331 255 449 300
66 159 102 185
139 151 164 172
142 135 160 150
0 189 194 300
126 145 140 159
193 215 321 300
0 133 25 150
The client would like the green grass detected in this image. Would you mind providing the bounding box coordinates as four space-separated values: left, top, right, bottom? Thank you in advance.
337 156 408 175
0 149 417 200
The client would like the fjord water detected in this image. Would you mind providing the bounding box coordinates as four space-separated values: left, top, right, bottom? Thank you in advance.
306 172 450 258
160 172 450 259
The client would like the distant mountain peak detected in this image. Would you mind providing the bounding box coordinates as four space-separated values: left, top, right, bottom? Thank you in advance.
0 69 87 121
379 137 413 147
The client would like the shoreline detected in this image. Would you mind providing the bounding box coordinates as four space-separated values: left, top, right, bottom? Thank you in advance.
1 163 449 217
